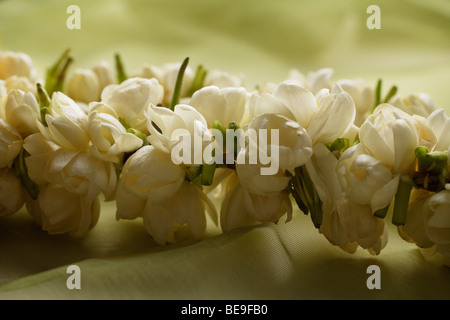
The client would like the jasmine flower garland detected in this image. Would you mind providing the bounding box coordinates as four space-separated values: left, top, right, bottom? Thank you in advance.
0 49 449 265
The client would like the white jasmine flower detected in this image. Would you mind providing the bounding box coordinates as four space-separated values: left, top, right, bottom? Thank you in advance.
398 189 435 248
0 119 23 168
37 92 90 151
307 143 388 255
3 76 36 93
245 113 312 175
146 103 210 160
115 176 146 220
337 144 399 213
287 68 333 95
427 109 450 151
4 89 40 137
235 154 291 196
307 84 356 145
31 183 101 237
23 133 58 185
204 70 244 88
220 172 292 232
88 102 143 163
116 145 216 245
320 197 388 255
423 190 450 260
117 145 184 202
411 113 437 151
66 69 101 104
249 82 356 145
24 132 116 200
189 86 248 127
359 104 419 174
389 93 436 118
42 149 117 200
336 78 375 126
0 51 37 81
220 178 258 232
249 81 318 129
0 168 25 216
142 180 216 245
101 77 164 132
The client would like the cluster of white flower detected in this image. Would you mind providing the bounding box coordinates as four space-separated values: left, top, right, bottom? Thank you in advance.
0 50 448 264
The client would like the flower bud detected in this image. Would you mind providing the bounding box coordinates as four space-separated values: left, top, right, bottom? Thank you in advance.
204 70 243 88
0 51 36 80
33 183 101 237
4 76 35 93
118 145 185 202
4 89 40 137
92 61 115 90
101 77 164 132
390 93 436 118
337 144 399 213
66 69 101 103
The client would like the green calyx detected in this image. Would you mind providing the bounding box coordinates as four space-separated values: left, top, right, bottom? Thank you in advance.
414 146 448 192
119 117 149 147
36 83 51 127
290 166 323 228
326 137 350 159
115 53 128 84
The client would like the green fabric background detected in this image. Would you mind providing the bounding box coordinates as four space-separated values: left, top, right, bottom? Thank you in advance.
0 0 449 299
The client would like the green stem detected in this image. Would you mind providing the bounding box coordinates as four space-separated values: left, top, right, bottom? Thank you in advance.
13 149 39 200
392 176 413 226
52 56 73 93
169 57 189 111
373 78 382 111
115 53 127 84
188 64 207 96
383 85 398 103
45 48 71 93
